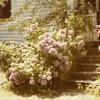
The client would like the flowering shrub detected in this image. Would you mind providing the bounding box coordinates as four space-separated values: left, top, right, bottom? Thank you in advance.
6 26 86 91
0 0 7 6
0 43 13 71
24 23 47 42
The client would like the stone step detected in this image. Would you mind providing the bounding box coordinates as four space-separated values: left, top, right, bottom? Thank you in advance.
67 80 94 84
70 72 100 80
79 56 100 63
65 80 95 89
85 40 100 48
86 48 100 55
77 63 100 72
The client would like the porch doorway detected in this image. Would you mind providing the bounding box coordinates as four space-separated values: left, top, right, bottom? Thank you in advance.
0 0 11 18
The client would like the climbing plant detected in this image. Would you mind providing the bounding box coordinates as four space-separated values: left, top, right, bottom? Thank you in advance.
0 0 8 6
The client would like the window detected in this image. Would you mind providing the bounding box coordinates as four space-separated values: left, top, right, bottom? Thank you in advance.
0 0 11 18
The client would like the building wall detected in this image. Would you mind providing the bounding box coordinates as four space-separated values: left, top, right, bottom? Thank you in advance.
11 0 26 16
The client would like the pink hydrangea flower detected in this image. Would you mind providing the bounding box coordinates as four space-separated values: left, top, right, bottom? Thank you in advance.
59 42 67 49
41 75 47 80
15 80 25 86
30 77 34 80
77 44 83 50
65 61 69 66
9 73 14 81
14 80 21 85
69 42 75 48
9 71 26 85
52 41 58 47
38 74 42 78
48 48 58 56
44 43 49 47
53 60 60 67
47 71 52 76
47 76 52 81
43 32 52 38
77 40 85 50
68 30 74 36
30 23 38 30
78 40 85 47
26 16 32 20
8 67 16 74
31 57 37 63
53 71 59 78
29 79 35 85
41 47 48 53
63 56 69 62
76 36 83 42
9 72 19 81
58 29 66 35
57 34 66 39
59 65 64 72
57 53 63 60
44 38 50 43
28 27 33 33
41 79 47 86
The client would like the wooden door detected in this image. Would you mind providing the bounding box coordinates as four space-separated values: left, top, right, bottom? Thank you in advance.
0 0 11 18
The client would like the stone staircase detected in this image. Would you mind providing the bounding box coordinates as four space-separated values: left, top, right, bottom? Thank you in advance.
67 41 100 89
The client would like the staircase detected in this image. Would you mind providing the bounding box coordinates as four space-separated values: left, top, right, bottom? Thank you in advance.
67 41 100 89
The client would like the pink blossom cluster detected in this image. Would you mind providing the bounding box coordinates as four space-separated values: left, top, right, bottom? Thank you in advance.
53 54 71 72
39 32 68 54
76 36 85 50
38 31 71 72
24 23 38 34
57 28 67 40
37 72 52 86
77 40 85 50
7 28 86 88
29 77 35 85
8 67 26 85
39 32 58 55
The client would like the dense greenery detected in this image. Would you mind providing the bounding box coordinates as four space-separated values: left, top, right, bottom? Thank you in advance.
0 0 8 6
0 24 86 92
0 0 96 95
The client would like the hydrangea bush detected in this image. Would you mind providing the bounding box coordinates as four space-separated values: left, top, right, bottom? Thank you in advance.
5 24 86 91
